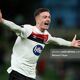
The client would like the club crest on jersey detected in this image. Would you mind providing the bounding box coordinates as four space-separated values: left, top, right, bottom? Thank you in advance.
33 45 43 56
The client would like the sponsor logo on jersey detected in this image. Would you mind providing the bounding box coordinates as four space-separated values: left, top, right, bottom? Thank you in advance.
33 45 43 56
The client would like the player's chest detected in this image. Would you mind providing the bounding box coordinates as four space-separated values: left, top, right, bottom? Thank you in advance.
27 32 48 44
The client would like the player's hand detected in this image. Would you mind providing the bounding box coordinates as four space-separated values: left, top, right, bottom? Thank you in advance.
0 10 4 23
71 34 80 48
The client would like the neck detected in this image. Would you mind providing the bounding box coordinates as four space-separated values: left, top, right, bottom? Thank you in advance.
36 24 45 32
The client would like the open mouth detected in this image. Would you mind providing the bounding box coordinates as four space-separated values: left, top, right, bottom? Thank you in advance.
44 22 49 26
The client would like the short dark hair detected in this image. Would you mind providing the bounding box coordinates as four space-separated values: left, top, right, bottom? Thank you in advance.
34 8 50 18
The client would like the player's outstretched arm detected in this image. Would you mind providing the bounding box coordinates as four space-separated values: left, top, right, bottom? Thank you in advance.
0 10 24 34
48 33 80 48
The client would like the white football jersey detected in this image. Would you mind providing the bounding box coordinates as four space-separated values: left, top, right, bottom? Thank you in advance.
3 19 71 79
7 24 51 79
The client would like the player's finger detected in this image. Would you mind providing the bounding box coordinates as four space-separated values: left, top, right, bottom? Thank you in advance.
77 45 80 48
78 43 80 45
72 34 77 41
77 40 80 42
76 41 80 45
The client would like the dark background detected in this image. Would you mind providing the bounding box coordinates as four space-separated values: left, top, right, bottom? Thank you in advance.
0 0 42 25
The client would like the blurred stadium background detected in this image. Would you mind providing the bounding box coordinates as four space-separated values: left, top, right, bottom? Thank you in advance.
0 0 80 80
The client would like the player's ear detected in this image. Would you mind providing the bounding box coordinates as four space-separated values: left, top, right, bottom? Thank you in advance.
35 16 39 23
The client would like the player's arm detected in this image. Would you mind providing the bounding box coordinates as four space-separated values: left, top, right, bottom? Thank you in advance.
48 34 80 48
0 10 24 34
49 36 71 46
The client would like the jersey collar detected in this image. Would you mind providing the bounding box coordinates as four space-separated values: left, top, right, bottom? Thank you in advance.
34 26 46 34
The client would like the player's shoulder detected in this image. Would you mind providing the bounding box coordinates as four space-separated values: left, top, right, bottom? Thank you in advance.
22 24 34 31
22 24 33 29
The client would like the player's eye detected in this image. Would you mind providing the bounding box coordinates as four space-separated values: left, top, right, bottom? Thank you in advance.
43 16 47 19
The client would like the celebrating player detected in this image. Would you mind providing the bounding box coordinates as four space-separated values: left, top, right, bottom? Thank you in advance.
0 8 80 80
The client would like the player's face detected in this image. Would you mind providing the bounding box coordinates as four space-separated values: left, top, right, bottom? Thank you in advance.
36 11 51 32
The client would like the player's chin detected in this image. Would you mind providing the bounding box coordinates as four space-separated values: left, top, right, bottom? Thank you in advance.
44 25 49 30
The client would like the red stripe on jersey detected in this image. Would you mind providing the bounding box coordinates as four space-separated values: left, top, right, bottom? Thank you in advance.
32 32 48 42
